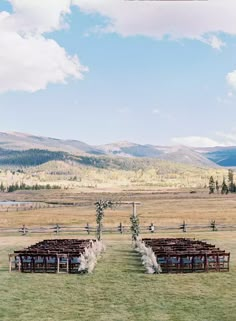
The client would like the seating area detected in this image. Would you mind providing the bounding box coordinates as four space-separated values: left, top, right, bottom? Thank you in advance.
142 238 230 273
9 239 95 273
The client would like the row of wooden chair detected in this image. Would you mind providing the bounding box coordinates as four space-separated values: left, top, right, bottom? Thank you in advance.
142 238 230 273
17 254 82 273
10 239 94 273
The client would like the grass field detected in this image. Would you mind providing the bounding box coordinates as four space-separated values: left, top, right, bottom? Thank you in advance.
0 190 236 321
1 189 236 228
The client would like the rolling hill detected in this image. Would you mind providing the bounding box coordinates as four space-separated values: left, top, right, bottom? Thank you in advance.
0 132 229 190
0 131 235 168
197 146 236 167
0 132 102 155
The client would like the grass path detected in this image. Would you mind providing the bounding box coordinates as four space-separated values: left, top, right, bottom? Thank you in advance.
0 237 236 321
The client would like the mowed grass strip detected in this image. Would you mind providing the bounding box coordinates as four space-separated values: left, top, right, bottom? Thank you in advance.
0 233 236 321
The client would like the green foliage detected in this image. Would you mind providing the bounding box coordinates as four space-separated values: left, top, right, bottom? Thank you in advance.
130 215 140 240
0 182 5 192
95 200 114 224
0 147 214 173
95 200 114 240
228 169 236 193
74 155 159 171
209 171 236 195
221 177 229 195
209 176 215 194
2 182 61 193
0 148 66 166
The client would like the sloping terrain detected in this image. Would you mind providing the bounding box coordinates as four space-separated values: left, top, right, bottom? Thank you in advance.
159 146 216 167
1 131 236 167
0 132 102 155
97 141 163 158
96 143 217 167
0 147 216 171
199 147 236 167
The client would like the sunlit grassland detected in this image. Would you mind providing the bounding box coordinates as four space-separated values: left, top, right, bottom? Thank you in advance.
0 159 228 190
1 190 236 228
0 232 236 321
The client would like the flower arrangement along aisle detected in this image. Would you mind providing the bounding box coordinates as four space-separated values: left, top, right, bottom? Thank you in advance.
135 239 162 274
78 240 106 274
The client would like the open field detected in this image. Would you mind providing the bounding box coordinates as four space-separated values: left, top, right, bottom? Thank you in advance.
1 189 236 227
0 190 236 321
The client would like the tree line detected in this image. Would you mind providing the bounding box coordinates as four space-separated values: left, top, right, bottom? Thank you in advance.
209 169 235 194
0 182 61 193
0 148 66 166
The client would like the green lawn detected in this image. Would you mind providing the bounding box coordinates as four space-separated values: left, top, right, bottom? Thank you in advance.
0 233 236 321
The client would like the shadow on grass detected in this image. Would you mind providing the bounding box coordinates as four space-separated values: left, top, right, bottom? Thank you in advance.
0 267 9 272
110 244 145 274
122 268 145 274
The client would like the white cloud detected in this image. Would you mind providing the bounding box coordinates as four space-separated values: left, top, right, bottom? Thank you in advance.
215 131 236 146
73 1 236 96
227 70 236 90
172 130 236 147
2 0 236 93
0 0 87 93
0 32 86 93
7 0 71 34
74 0 236 48
202 35 226 50
172 136 223 148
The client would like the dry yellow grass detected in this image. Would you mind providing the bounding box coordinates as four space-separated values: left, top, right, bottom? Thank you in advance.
1 189 236 228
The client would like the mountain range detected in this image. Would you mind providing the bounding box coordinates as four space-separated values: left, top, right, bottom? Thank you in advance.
0 131 236 168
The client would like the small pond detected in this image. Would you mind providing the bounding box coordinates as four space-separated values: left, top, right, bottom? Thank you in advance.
0 201 33 205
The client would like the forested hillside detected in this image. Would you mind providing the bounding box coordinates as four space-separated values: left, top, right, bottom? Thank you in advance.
0 148 219 172
0 148 66 166
0 147 227 190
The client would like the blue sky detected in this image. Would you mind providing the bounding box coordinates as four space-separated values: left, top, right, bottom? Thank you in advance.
1 0 236 147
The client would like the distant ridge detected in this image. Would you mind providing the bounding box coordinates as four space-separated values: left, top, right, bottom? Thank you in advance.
0 131 234 167
0 132 103 155
97 142 216 167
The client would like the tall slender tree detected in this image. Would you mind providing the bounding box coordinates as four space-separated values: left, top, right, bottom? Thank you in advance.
209 176 215 194
215 180 220 194
221 177 229 195
228 169 235 193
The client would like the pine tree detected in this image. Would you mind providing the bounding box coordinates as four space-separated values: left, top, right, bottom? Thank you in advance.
228 169 235 193
215 180 219 194
0 182 5 192
209 176 215 194
221 178 229 195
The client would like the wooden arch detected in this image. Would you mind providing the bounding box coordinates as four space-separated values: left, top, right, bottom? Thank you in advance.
95 201 141 240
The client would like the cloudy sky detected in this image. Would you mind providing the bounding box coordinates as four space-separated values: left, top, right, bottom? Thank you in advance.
1 0 236 147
